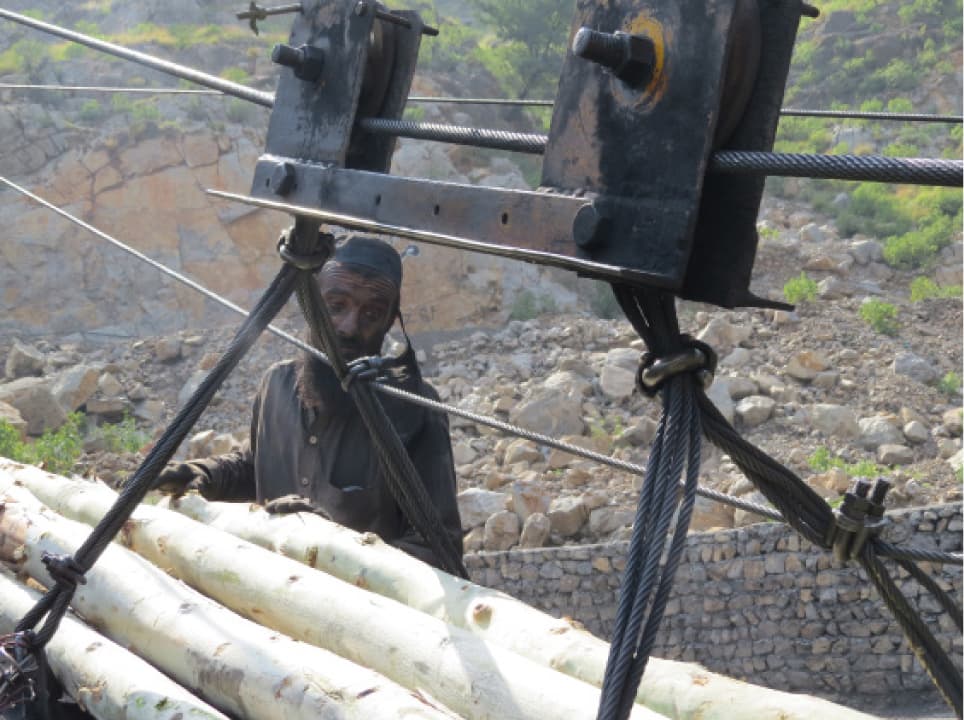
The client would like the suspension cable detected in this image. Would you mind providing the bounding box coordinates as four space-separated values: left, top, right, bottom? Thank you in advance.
3 174 961 568
3 84 961 127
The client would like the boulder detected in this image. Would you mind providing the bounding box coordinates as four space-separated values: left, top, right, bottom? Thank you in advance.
809 404 859 438
483 510 520 551
509 387 585 437
0 401 27 439
587 506 633 538
97 372 124 397
942 408 963 437
784 350 831 381
51 365 100 412
613 417 657 447
849 239 883 265
599 348 639 401
727 377 758 401
133 399 165 425
457 488 508 529
902 421 930 445
5 340 45 379
519 513 551 548
892 352 939 385
809 468 850 496
547 496 589 537
543 370 592 398
463 525 485 553
154 336 183 363
733 491 771 527
210 432 242 455
187 429 216 458
452 440 478 465
86 397 130 422
878 444 914 465
503 438 542 465
688 495 735 532
705 377 735 424
857 416 903 450
0 377 67 436
735 396 775 427
510 481 551 521
547 434 611 470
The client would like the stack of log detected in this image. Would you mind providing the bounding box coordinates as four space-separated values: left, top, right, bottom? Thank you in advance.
0 458 877 720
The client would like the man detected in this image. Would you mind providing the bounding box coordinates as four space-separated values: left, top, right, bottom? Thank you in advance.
156 234 463 570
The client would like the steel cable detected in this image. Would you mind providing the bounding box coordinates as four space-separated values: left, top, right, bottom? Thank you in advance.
357 117 548 154
3 175 961 569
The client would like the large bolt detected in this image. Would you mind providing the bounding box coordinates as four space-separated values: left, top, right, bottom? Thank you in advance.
271 43 325 82
572 27 655 88
270 161 296 196
572 203 611 250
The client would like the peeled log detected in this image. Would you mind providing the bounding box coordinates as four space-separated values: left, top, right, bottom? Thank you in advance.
0 492 463 720
0 462 666 720
157 490 878 720
0 568 229 720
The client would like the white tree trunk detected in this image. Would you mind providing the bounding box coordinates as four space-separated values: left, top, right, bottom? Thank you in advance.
0 463 666 720
0 568 229 720
159 488 878 720
0 485 464 720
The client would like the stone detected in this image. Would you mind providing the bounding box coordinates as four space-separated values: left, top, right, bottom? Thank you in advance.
86 397 129 421
727 377 758 401
0 401 27 439
547 435 610 470
0 377 67 436
509 387 585 437
543 370 592 398
942 408 963 437
735 396 775 427
511 481 551 521
733 492 770 528
809 404 859 438
463 526 485 553
614 417 657 447
51 365 100 412
452 440 478 465
97 372 124 397
177 370 208 407
154 336 182 363
133 399 164 424
547 496 589 537
902 420 930 445
892 352 939 385
209 432 241 455
857 416 903 450
817 276 852 299
720 348 752 369
849 239 883 265
588 506 633 537
784 350 831 381
812 371 839 389
187 429 216 458
457 488 508 529
5 341 44 379
696 319 751 354
519 513 551 548
599 348 639 401
878 444 914 465
483 510 520 551
705 377 735 424
799 222 825 244
810 468 851 496
689 495 735 532
503 438 542 465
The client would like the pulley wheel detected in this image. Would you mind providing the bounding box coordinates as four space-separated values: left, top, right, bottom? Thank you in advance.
713 0 761 148
357 4 397 118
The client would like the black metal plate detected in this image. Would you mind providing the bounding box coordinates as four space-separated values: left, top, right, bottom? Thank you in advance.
541 0 740 287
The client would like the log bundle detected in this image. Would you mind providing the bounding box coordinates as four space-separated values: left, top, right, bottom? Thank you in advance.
0 458 878 720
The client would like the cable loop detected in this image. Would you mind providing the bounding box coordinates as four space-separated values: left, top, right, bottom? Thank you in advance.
40 552 87 591
341 355 390 391
0 632 38 712
636 337 717 397
277 233 330 271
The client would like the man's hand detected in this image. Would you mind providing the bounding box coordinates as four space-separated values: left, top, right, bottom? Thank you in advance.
153 462 208 497
264 494 331 519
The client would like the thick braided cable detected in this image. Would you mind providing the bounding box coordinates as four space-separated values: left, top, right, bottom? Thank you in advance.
17 263 298 647
358 117 547 154
892 556 964 633
291 265 468 578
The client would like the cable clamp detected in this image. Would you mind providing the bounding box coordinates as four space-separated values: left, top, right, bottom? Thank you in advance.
277 231 331 271
40 552 87 591
636 337 717 397
831 477 891 562
341 355 391 391
0 632 38 712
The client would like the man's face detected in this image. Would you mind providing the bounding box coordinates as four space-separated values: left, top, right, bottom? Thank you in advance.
318 264 398 361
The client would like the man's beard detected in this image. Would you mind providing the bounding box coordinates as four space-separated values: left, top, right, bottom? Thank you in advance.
296 349 353 413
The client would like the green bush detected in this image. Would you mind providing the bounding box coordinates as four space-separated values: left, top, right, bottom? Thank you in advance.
808 446 886 478
77 99 105 123
909 276 963 302
937 372 962 397
783 272 818 304
509 290 557 321
226 98 256 124
859 299 899 335
99 415 149 454
0 413 85 475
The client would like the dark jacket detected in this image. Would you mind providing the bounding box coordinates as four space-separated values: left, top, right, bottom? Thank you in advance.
192 358 463 569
